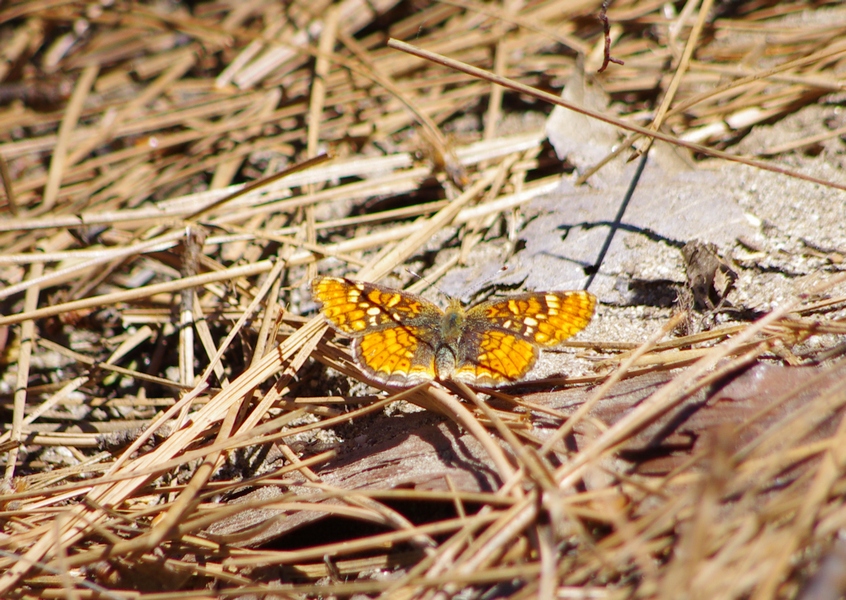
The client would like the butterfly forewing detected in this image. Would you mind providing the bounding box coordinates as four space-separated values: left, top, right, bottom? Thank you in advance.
312 277 442 384
468 291 596 347
312 277 441 334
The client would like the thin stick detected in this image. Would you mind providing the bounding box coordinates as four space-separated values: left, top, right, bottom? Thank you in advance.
386 39 846 193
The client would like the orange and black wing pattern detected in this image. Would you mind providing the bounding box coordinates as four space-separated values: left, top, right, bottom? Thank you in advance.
451 291 596 386
313 277 596 387
311 277 440 385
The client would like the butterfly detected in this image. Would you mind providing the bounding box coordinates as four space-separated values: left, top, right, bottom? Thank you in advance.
312 277 596 387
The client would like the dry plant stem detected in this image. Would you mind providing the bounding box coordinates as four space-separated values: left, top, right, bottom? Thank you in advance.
0 259 275 327
153 370 263 551
202 500 404 547
423 384 518 488
387 39 846 193
647 326 743 352
46 452 335 571
192 294 227 384
178 228 204 389
675 40 846 122
581 39 846 182
239 560 544 598
73 278 280 467
733 360 846 465
244 227 369 267
7 4 846 597
0 228 190 301
32 368 392 561
689 61 845 95
186 153 331 220
305 178 557 265
220 512 501 569
602 485 661 587
108 384 214 471
273 411 438 554
308 7 337 163
589 485 690 569
4 148 419 233
232 336 324 438
0 375 89 447
0 226 189 266
481 1 511 145
355 171 496 281
752 393 846 600
627 341 769 370
3 437 333 511
24 454 111 496
144 436 226 552
761 120 846 156
569 344 770 496
0 151 17 214
251 449 433 550
555 299 797 490
148 358 253 552
0 550 124 600
5 262 43 481
41 64 98 212
438 0 589 55
537 520 556 600
725 379 846 517
0 318 319 591
455 380 554 490
251 267 285 366
304 12 338 282
436 494 539 599
457 153 520 264
0 153 548 259
336 30 461 186
73 50 198 166
379 504 501 599
540 312 686 458
309 482 440 555
336 488 513 507
639 0 714 154
36 336 187 389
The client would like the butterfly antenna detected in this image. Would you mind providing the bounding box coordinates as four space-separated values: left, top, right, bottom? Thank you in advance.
403 267 449 297
408 264 513 304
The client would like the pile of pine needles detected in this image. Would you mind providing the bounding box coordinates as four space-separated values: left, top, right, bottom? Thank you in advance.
1 0 846 598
